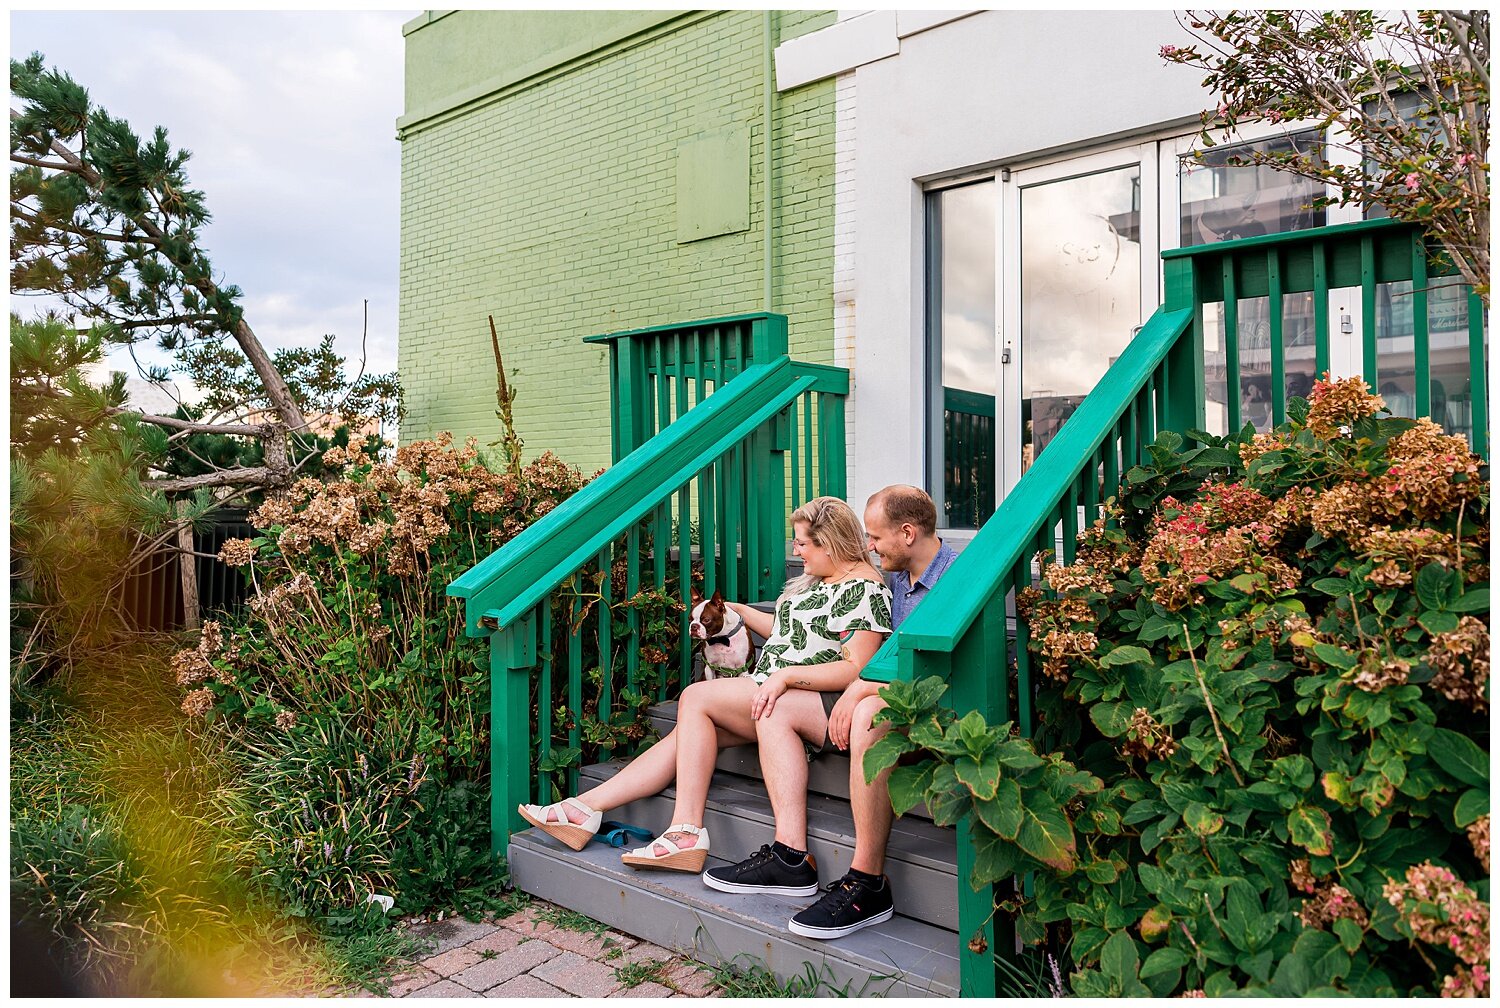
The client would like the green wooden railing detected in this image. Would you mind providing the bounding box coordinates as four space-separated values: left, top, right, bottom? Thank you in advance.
864 217 1486 997
1165 217 1487 455
943 387 996 529
449 314 848 851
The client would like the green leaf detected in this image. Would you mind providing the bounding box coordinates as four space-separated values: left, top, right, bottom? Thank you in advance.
1224 879 1263 952
1418 610 1459 635
1428 728 1488 788
993 739 1044 770
886 764 933 817
924 764 969 826
970 830 1019 887
1271 952 1313 997
976 778 1024 840
1090 701 1133 738
1450 588 1489 612
1136 863 1167 895
1454 788 1489 828
1288 805 1333 856
1184 802 1224 836
1099 930 1141 986
1311 577 1352 595
1101 645 1153 667
1294 928 1351 983
861 732 911 779
1311 643 1357 670
1415 561 1461 611
1333 917 1362 954
1139 946 1188 979
1016 805 1076 871
954 751 1002 801
1084 859 1119 884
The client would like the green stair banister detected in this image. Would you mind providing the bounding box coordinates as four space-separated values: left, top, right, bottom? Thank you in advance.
447 346 848 859
860 216 1484 998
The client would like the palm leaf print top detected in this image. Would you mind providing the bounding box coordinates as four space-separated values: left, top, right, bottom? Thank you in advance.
748 578 893 683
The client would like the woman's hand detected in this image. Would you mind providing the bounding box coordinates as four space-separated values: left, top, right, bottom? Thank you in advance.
827 679 881 751
750 672 790 720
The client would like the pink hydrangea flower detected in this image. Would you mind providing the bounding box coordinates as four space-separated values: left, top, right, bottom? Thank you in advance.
1405 172 1421 191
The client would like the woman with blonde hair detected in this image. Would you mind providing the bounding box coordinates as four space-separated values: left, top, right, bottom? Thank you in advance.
519 496 892 877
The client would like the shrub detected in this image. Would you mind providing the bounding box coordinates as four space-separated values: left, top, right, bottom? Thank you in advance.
870 377 1488 997
176 434 680 925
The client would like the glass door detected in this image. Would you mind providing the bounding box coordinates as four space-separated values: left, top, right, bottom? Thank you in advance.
1000 146 1157 494
926 178 998 530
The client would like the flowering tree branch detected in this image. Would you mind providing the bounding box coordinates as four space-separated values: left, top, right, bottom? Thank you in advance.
1163 10 1489 302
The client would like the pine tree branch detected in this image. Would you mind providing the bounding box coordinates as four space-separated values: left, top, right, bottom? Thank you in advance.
146 466 278 493
10 153 70 171
12 205 159 245
111 407 268 437
113 314 217 330
12 107 310 434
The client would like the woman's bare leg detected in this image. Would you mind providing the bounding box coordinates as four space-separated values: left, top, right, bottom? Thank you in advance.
560 720 747 825
668 677 758 836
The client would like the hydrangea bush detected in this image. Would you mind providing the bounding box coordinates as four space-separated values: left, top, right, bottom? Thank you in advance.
172 435 597 922
870 377 1488 996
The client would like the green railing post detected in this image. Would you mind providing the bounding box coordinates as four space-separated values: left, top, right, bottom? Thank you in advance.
750 312 790 361
1162 256 1205 437
613 336 649 463
490 611 537 854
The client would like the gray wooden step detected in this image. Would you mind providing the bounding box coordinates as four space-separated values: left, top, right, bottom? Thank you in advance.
509 830 959 997
580 759 959 932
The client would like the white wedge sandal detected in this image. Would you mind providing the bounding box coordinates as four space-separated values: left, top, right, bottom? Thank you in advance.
517 797 602 851
620 823 710 873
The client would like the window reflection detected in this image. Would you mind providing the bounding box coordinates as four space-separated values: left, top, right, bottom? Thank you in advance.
1021 165 1141 469
1186 131 1327 432
927 180 996 529
1376 279 1486 449
1180 130 1326 245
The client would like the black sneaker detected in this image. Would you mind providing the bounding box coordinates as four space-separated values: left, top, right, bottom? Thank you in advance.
788 872 895 939
702 844 820 896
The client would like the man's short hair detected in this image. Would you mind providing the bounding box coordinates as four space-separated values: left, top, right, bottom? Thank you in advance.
868 485 937 536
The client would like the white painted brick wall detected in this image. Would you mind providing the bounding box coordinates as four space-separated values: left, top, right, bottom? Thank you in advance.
833 69 859 498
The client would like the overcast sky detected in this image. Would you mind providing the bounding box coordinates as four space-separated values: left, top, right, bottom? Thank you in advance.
11 10 415 391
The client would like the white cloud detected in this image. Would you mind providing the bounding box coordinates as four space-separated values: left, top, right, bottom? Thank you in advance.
11 10 412 393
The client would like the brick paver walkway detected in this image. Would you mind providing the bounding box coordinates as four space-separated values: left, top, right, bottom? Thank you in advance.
359 903 724 998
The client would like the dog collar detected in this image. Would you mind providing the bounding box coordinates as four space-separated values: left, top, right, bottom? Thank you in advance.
704 609 744 647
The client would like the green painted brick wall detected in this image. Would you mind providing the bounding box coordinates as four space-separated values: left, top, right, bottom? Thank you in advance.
399 10 836 472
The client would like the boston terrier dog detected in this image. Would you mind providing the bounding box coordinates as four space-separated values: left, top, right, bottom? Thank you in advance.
688 589 755 679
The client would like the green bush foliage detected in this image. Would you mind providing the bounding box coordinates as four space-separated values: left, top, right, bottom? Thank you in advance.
869 377 1489 997
179 434 683 927
176 434 590 922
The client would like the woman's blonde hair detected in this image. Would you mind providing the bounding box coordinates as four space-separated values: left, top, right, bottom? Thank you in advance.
783 496 870 596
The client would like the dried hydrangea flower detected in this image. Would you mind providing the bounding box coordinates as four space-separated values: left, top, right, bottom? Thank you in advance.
1467 815 1489 873
181 687 215 716
217 537 259 568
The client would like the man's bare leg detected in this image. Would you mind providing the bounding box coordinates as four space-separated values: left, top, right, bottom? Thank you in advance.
753 690 829 850
847 695 893 875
